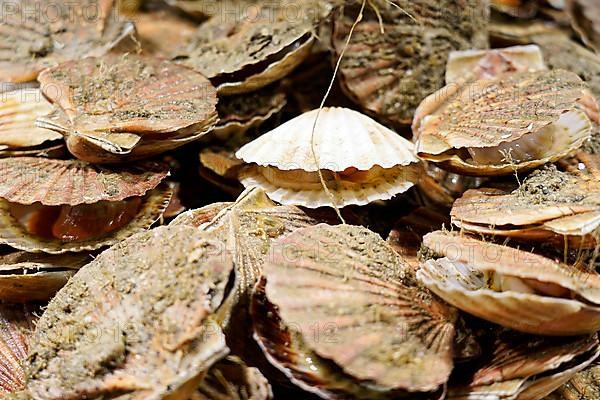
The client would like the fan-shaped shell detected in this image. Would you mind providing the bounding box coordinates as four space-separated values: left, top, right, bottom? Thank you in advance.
0 158 168 206
37 54 218 163
332 0 489 125
0 251 89 302
413 69 593 176
0 305 36 395
418 231 600 335
26 225 232 400
0 0 135 83
0 89 61 152
262 224 456 393
0 185 172 254
567 0 600 54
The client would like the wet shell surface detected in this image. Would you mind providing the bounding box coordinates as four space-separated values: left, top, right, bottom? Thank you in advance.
26 225 233 400
0 305 37 395
332 0 489 125
0 0 135 83
567 0 600 54
0 89 61 152
418 231 600 335
0 184 172 254
0 251 89 302
236 107 423 207
37 54 218 163
0 158 169 205
260 224 456 395
413 69 594 175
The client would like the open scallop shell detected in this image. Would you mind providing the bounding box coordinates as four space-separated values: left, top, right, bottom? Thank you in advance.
332 0 489 125
180 2 322 95
448 331 600 400
260 224 456 396
0 0 135 83
445 45 546 84
36 54 218 163
0 157 168 206
0 251 89 302
567 0 600 54
418 230 600 335
0 89 61 154
236 107 423 207
546 364 600 400
451 166 600 249
0 305 37 395
413 69 594 176
0 184 172 254
26 225 232 400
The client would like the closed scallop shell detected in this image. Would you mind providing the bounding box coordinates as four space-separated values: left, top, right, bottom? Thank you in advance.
0 157 169 206
0 304 37 395
332 0 489 125
567 0 600 54
0 251 89 302
0 184 172 254
413 69 593 175
0 0 135 83
418 231 600 335
262 224 456 394
0 89 61 151
26 225 232 400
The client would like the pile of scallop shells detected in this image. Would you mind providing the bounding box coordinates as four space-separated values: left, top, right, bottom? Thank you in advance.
1 0 600 399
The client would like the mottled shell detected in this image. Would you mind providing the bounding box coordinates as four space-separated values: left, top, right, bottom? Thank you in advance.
0 251 89 302
37 54 218 163
0 305 37 395
418 231 600 335
332 0 489 125
197 356 272 400
0 0 135 83
0 89 61 153
236 107 423 207
0 158 168 205
0 185 172 254
261 224 456 394
413 69 593 176
26 225 232 400
567 0 600 54
445 45 546 84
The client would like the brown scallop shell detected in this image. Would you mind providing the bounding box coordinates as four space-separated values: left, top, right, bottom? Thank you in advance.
0 157 168 206
546 364 600 400
418 230 600 335
262 224 456 394
0 184 172 254
332 0 489 125
567 0 600 54
413 69 593 175
170 202 233 228
0 304 37 395
0 0 135 83
180 2 320 95
37 54 218 163
0 251 89 302
448 332 600 400
134 10 197 58
26 225 232 400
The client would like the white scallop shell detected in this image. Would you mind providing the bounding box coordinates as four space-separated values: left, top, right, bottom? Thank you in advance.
236 107 419 172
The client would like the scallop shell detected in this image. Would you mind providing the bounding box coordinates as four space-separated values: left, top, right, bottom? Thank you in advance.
332 0 489 125
0 251 89 302
134 10 197 58
546 364 600 400
170 202 233 228
567 0 600 54
36 54 218 163
0 304 37 395
261 224 456 395
445 45 547 84
0 184 172 254
491 0 538 17
0 0 135 83
181 1 321 95
413 69 593 176
448 332 600 400
0 157 169 206
418 231 600 335
26 225 232 400
0 89 61 152
489 16 560 46
236 107 423 207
